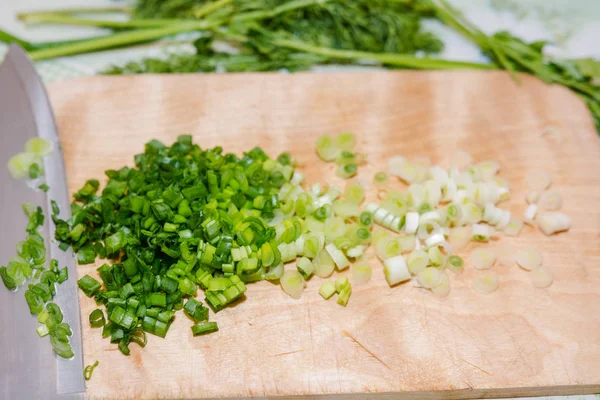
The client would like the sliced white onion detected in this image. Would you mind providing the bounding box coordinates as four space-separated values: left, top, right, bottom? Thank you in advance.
455 171 474 189
431 271 450 298
469 248 496 270
462 203 482 224
325 243 350 270
420 210 442 225
365 203 379 214
441 178 457 202
346 245 365 259
529 266 553 288
425 232 445 248
504 218 524 237
280 270 305 299
516 248 542 271
314 249 335 278
389 156 419 184
397 234 416 253
417 221 442 240
448 226 472 251
526 170 552 191
408 184 426 207
472 272 499 294
450 151 473 169
383 255 411 286
407 249 429 275
417 267 443 289
352 261 372 285
404 212 420 234
526 190 541 204
523 204 538 226
536 213 571 236
471 223 490 242
539 191 562 211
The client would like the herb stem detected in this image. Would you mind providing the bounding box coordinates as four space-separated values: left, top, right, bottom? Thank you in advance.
18 7 129 21
271 37 496 71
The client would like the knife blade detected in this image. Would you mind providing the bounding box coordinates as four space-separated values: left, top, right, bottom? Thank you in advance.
0 45 85 398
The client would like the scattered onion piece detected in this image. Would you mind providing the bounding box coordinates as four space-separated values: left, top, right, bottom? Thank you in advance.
25 138 54 157
504 218 523 237
469 248 496 270
314 249 335 278
536 213 571 236
539 191 562 211
526 170 552 191
472 272 499 294
477 161 500 182
448 226 471 251
431 272 451 298
516 248 542 271
529 266 553 288
407 250 429 275
383 255 411 286
280 270 305 299
446 255 464 274
523 204 538 226
417 267 443 289
351 261 372 285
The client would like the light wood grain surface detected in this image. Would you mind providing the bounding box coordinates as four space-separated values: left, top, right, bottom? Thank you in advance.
47 71 600 400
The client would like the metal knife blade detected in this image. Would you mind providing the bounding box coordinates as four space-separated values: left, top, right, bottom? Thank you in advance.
0 45 85 398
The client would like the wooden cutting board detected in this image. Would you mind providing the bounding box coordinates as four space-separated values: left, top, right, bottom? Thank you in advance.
47 71 600 400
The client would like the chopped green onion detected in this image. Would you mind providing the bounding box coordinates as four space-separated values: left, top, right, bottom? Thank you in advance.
446 255 464 274
313 249 335 278
89 309 106 328
335 276 349 293
344 181 365 205
351 261 372 285
407 249 428 275
325 243 350 270
336 163 358 179
280 270 305 299
334 133 356 151
316 135 339 161
319 281 336 300
337 281 352 307
373 171 388 186
78 275 102 297
191 321 219 336
84 360 99 381
25 138 53 157
296 257 314 280
383 255 411 286
8 152 38 180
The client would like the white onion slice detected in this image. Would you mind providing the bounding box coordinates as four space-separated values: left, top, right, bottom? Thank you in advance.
529 266 553 288
504 218 524 237
516 248 542 271
539 191 562 211
523 204 538 226
404 212 420 234
448 226 471 251
280 270 305 299
383 255 411 286
469 248 496 270
408 184 426 207
472 272 499 294
526 170 552 191
417 267 443 289
407 249 428 275
431 272 450 298
536 213 571 236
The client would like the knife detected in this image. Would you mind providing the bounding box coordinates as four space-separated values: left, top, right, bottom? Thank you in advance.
0 45 85 399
